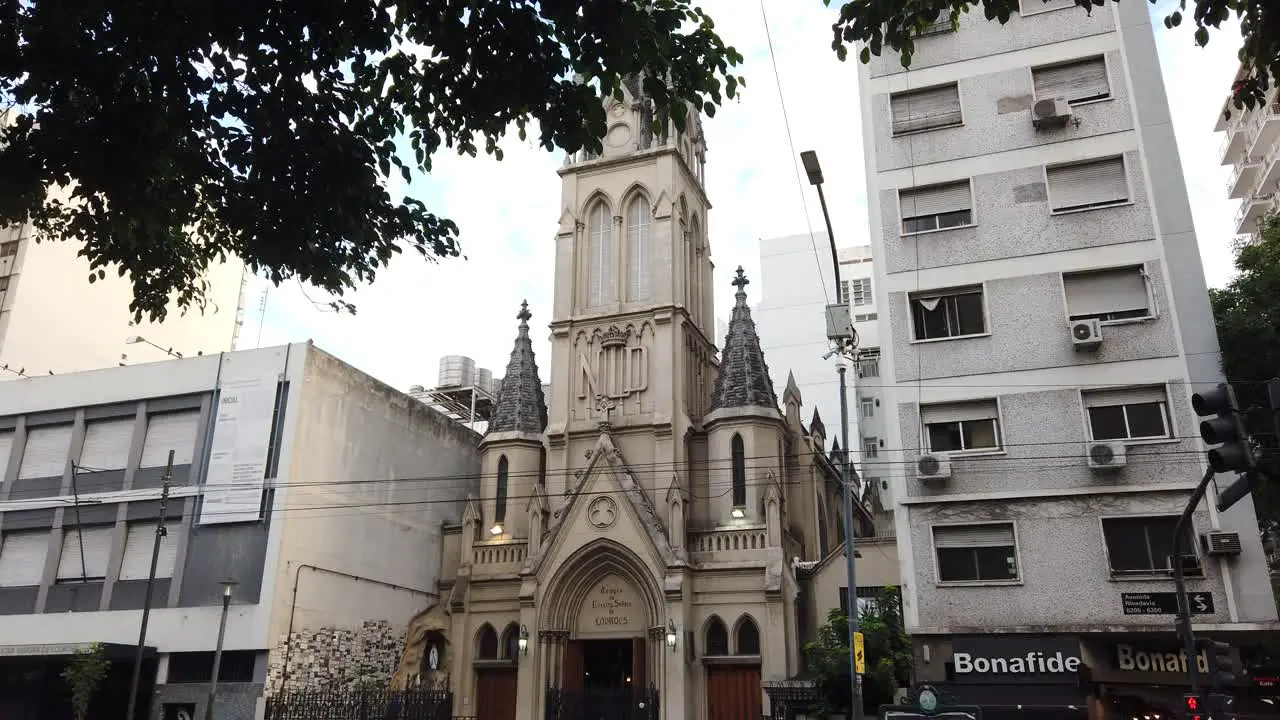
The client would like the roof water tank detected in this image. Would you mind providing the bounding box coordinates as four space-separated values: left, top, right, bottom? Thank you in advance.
408 384 425 394
476 368 494 394
438 355 476 388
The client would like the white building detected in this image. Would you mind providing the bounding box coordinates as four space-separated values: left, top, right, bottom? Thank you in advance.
0 343 479 720
755 236 890 529
1216 68 1280 243
857 0 1276 714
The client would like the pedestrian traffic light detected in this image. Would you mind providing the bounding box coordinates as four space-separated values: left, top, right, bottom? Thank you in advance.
1203 639 1235 690
1192 383 1256 511
1184 693 1203 720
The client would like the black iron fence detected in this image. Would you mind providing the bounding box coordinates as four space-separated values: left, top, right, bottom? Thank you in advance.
544 686 659 720
265 689 452 720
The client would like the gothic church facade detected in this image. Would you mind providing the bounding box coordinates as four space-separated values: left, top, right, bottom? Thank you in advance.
405 81 875 720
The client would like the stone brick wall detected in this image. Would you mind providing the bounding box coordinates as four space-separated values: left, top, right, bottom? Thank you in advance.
267 620 406 694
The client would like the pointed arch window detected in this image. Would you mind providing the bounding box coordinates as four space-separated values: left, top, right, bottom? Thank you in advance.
588 201 615 307
735 616 761 655
477 624 499 660
731 433 746 508
627 195 651 301
495 455 509 524
705 617 729 656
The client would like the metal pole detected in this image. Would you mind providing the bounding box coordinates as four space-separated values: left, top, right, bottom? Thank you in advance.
125 449 174 720
205 588 233 720
1172 466 1216 694
838 363 863 720
814 183 842 293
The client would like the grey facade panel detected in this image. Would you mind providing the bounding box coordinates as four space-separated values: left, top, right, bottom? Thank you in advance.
881 152 1155 275
73 469 126 495
83 402 141 421
134 464 193 489
898 382 1201 495
44 582 104 613
0 586 38 614
109 578 172 611
0 507 57 530
126 497 186 521
8 475 63 500
867 5 1115 78
0 416 17 432
61 502 120 527
24 409 76 427
145 394 207 414
906 494 1227 628
178 518 270 606
889 268 1178 381
873 51 1133 172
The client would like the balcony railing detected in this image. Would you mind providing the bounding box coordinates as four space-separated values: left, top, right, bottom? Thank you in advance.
473 540 527 566
689 525 769 554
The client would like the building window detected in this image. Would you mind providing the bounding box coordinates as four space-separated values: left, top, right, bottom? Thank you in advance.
80 418 136 473
587 200 615 306
1102 515 1199 577
1020 0 1078 14
1063 265 1150 322
1047 157 1129 212
0 530 49 587
731 433 747 507
735 616 761 655
854 313 878 322
119 522 178 581
912 10 954 36
19 424 72 479
890 84 963 135
1083 386 1171 442
0 276 8 293
500 623 521 660
495 455 509 524
848 277 872 306
1033 56 1110 104
922 400 1002 453
477 623 499 660
705 617 729 656
862 437 879 458
56 526 113 582
626 195 652 301
899 181 973 234
861 399 875 419
0 241 17 257
841 586 892 616
934 523 1019 583
858 356 880 379
910 286 986 340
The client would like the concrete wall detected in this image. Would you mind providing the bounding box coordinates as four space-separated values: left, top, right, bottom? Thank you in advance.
807 538 901 624
266 346 480 689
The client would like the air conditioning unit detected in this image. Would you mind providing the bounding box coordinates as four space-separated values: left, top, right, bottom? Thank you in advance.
1032 97 1073 130
916 454 952 482
1203 531 1244 557
1070 318 1103 352
1087 441 1127 470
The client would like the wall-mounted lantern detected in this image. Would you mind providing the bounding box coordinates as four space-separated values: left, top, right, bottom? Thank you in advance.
518 625 530 656
665 620 678 651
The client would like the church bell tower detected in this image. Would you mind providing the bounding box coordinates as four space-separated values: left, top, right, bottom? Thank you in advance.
543 76 719 500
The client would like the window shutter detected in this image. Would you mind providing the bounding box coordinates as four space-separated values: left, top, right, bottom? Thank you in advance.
1034 58 1109 103
141 411 200 467
80 418 136 471
934 523 1015 548
56 526 113 580
921 401 999 425
1083 386 1167 408
119 523 177 580
890 85 961 133
1063 266 1148 318
0 531 49 587
1048 158 1128 210
900 182 971 218
19 425 71 479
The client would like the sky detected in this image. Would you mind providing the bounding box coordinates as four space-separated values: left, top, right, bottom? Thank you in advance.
234 0 1245 393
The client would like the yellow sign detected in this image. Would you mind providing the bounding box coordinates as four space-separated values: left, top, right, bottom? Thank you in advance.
854 631 865 674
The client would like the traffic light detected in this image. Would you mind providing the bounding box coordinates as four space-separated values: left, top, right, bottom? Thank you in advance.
1184 693 1203 720
1203 639 1235 690
1192 383 1256 511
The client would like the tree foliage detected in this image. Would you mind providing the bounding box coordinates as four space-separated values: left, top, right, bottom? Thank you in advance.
61 642 111 720
1211 214 1280 533
805 586 913 717
824 0 1277 112
0 1 743 320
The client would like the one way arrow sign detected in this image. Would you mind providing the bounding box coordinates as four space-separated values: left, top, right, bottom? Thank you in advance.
1192 593 1213 613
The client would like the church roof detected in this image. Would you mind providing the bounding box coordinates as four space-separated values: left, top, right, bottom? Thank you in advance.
487 300 547 435
710 267 779 411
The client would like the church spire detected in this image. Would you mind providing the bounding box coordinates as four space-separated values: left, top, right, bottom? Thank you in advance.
710 267 778 411
487 300 547 434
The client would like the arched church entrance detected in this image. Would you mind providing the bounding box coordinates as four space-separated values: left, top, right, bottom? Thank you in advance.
541 540 664 720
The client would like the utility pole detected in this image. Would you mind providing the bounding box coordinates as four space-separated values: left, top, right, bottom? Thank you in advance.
125 449 174 720
205 580 238 720
801 149 863 720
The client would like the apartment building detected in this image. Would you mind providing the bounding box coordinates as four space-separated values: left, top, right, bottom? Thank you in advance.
857 1 1276 716
0 343 479 720
1216 69 1280 243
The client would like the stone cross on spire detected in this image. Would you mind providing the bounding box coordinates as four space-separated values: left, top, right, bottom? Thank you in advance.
711 265 778 410
732 266 749 297
517 299 532 327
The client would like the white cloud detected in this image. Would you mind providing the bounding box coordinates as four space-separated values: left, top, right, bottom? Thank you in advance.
239 0 1243 392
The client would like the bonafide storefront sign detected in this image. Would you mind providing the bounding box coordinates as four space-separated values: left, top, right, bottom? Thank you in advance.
951 636 1083 684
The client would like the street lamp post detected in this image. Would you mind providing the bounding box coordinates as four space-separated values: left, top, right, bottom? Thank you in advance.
801 149 863 720
204 580 238 720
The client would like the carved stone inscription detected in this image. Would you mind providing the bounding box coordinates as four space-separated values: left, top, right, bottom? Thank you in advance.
576 574 641 634
575 324 651 418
